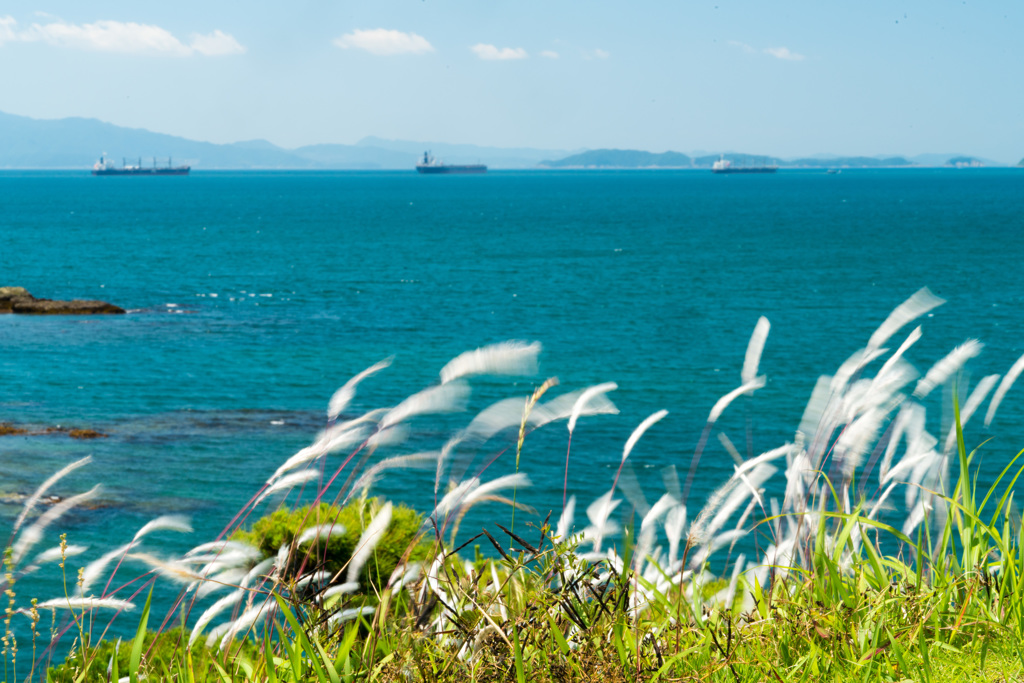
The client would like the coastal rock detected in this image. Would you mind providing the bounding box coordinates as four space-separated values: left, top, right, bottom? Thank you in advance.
0 286 125 315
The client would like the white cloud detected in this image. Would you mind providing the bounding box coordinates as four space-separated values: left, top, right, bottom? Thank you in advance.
0 15 244 56
763 46 804 61
539 50 559 59
581 48 610 60
728 40 755 54
471 43 527 60
334 28 433 56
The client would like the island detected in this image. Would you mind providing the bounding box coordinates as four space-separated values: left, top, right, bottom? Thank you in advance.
0 286 125 314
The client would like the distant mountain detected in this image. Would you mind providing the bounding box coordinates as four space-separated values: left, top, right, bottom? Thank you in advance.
0 111 567 170
541 149 693 168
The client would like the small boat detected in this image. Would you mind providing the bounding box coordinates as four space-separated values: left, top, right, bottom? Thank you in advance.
415 151 486 174
92 155 190 176
711 155 778 174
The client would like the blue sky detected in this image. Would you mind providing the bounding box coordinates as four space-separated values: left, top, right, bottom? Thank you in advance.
0 2 1021 161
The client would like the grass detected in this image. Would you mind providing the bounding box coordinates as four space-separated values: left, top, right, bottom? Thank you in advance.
5 288 1024 681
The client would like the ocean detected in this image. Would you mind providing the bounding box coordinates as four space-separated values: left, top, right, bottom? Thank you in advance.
2 168 1024 630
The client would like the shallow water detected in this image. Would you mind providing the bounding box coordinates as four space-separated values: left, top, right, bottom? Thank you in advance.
2 168 1024 632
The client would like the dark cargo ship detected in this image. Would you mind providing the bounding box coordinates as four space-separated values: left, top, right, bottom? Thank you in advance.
92 155 190 176
415 151 486 174
711 156 777 174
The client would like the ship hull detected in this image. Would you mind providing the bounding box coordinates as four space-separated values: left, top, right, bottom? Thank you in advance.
711 167 777 174
416 165 487 174
92 167 190 176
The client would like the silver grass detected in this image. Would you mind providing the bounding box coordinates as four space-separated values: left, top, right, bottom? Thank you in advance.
902 500 932 538
717 433 745 467
296 523 346 547
913 340 984 398
835 408 888 478
346 502 393 583
879 403 919 483
429 478 479 525
867 287 945 351
662 465 682 500
204 622 232 649
13 485 102 565
439 341 542 384
830 346 890 395
641 493 676 531
127 553 205 583
386 562 421 592
327 356 393 421
567 382 619 434
985 351 1024 427
435 434 463 495
185 540 259 558
734 444 793 477
133 515 193 542
797 376 833 441
904 450 940 508
689 529 747 568
365 424 409 449
269 424 368 483
883 447 935 486
345 451 438 504
873 326 922 387
189 590 243 646
275 543 291 576
13 455 92 533
32 545 87 566
79 542 132 595
242 557 276 588
255 470 318 506
742 317 771 385
556 496 576 539
704 465 775 542
615 464 650 516
708 378 765 424
688 478 739 547
942 374 999 454
460 473 532 508
664 505 687 566
221 600 277 649
196 567 248 599
36 597 135 612
322 582 360 599
379 381 470 431
465 398 530 441
327 606 376 626
623 410 668 462
584 489 621 553
529 387 618 428
720 555 746 609
294 570 331 591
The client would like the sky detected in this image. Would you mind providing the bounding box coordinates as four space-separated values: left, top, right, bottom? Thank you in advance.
0 1 1021 162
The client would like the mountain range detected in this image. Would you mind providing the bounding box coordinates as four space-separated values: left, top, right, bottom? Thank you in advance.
0 110 1011 170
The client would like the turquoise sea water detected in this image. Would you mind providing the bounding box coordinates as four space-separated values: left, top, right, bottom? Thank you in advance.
2 168 1024 629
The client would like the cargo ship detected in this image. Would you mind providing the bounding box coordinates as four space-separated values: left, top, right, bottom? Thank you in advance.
415 151 486 174
711 156 777 174
92 155 190 176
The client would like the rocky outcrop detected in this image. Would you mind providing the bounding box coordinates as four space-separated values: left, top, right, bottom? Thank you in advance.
0 287 125 315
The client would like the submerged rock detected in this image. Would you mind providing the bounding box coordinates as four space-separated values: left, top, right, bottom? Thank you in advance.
0 286 124 315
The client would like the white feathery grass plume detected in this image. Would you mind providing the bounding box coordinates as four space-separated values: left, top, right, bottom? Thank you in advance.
708 378 765 424
783 450 814 512
13 485 102 565
615 463 650 516
13 455 92 533
718 433 744 467
127 553 205 584
196 567 248 599
834 408 888 478
721 554 746 609
429 478 479 526
328 356 393 421
133 515 193 542
902 500 932 538
985 352 1024 427
529 387 618 429
327 606 376 626
623 410 668 462
185 540 257 558
346 502 393 584
255 470 318 506
275 543 291 576
584 488 621 553
688 478 739 548
798 376 833 441
867 288 945 351
942 374 1000 455
322 582 360 599
830 347 890 395
32 545 87 566
435 434 463 495
268 424 368 483
641 493 676 532
345 451 438 504
220 600 277 650
296 523 345 547
386 561 421 591
489 562 508 621
879 403 917 484
868 482 899 521
873 326 922 388
465 398 530 441
633 525 656 574
664 505 687 567
366 424 409 450
734 444 793 477
460 473 531 508
883 447 935 487
36 597 135 612
662 465 682 500
913 340 983 398
704 465 775 542
379 381 470 431
294 570 331 591
79 543 132 595
690 530 747 568
567 382 619 434
742 317 771 384
189 590 243 646
439 341 542 384
242 557 276 588
556 496 576 539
